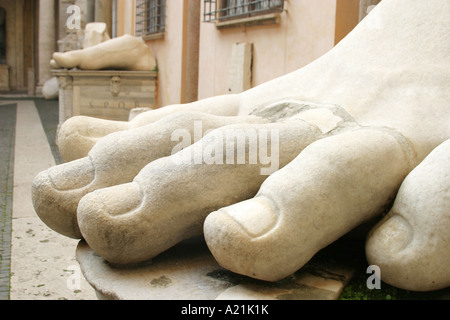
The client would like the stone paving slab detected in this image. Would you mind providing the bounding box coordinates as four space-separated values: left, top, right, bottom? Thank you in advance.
10 217 96 299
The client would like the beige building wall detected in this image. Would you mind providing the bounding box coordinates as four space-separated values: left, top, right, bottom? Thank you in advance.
124 0 199 108
198 0 338 100
0 1 364 98
335 0 360 45
116 0 135 36
115 0 363 107
145 1 184 108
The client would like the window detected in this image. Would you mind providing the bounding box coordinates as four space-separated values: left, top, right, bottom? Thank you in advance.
135 0 166 36
203 0 284 22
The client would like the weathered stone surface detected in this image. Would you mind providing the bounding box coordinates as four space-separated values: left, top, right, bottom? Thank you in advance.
366 139 450 291
34 112 275 238
204 128 412 281
76 236 357 300
128 108 153 121
53 69 157 125
76 116 321 264
31 0 450 292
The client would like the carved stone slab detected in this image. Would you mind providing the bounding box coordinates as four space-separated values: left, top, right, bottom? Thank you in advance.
76 235 360 300
53 69 157 125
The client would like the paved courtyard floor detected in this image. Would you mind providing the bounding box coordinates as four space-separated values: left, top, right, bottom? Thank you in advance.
0 97 96 300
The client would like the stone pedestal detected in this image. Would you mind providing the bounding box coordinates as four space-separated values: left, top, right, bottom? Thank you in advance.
76 236 359 300
53 69 157 126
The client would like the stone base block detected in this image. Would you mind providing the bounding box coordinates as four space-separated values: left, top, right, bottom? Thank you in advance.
53 69 157 125
76 235 359 300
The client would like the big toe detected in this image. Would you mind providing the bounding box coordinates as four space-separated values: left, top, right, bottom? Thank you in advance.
77 182 147 264
52 52 75 69
204 196 295 282
366 139 450 291
32 157 95 239
366 214 413 255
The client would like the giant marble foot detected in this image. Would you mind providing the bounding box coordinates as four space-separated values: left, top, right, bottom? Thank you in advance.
204 127 414 281
33 112 268 238
32 0 450 292
76 117 323 264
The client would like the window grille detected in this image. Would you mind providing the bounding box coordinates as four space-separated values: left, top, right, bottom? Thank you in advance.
136 0 166 36
203 0 284 22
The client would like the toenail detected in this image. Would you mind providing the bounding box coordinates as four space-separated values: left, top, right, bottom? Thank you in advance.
48 157 95 190
370 214 413 253
90 182 143 217
218 196 279 238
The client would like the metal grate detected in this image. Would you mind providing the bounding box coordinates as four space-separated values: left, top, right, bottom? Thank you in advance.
135 0 166 36
203 0 284 22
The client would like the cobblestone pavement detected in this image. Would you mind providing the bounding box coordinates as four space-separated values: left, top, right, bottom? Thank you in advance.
0 96 448 301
